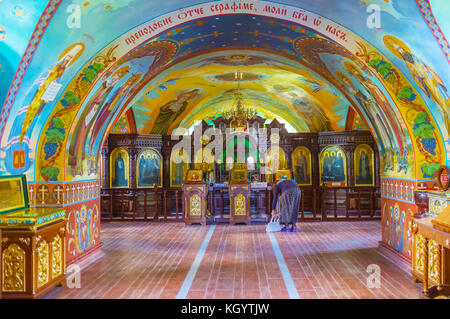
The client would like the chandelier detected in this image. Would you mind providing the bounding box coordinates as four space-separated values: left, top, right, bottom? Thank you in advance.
222 72 257 130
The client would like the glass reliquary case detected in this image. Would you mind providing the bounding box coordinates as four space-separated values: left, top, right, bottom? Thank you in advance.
0 174 29 214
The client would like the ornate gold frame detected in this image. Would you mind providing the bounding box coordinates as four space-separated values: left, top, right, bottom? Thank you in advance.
0 174 29 214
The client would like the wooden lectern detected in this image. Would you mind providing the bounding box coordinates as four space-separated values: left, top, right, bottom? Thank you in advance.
183 169 208 225
228 168 251 225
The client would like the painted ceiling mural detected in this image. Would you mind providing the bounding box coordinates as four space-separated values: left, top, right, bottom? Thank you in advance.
110 112 133 134
0 0 448 185
132 50 349 135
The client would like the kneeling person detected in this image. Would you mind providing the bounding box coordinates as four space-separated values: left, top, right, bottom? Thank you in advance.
271 175 301 232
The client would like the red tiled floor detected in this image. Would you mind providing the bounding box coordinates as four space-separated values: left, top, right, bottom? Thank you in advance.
42 221 425 299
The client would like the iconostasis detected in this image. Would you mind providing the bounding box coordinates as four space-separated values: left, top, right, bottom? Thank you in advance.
102 127 379 190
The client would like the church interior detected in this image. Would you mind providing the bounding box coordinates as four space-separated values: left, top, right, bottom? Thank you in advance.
0 0 449 300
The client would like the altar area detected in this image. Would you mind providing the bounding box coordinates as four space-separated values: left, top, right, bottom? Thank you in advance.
100 118 381 224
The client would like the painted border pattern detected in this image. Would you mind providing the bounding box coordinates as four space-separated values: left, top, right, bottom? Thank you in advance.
0 0 62 141
416 0 450 64
28 180 101 207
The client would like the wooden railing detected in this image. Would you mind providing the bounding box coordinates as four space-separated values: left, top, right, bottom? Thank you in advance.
101 187 184 222
100 185 380 222
319 186 381 221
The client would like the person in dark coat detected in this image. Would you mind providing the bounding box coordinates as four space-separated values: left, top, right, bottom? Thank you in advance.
271 175 301 232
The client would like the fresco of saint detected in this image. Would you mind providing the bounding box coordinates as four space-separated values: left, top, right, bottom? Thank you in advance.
112 153 128 187
110 148 129 188
320 147 346 184
292 148 311 185
290 93 332 132
355 148 373 185
137 149 162 187
336 71 396 161
68 67 128 175
344 61 407 159
20 43 85 143
86 73 142 172
150 89 202 135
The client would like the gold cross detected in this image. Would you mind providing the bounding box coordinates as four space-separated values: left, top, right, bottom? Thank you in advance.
54 185 63 204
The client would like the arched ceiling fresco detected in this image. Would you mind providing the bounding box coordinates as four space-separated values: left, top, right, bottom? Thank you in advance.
429 0 450 42
0 0 449 185
0 1 50 104
130 49 352 135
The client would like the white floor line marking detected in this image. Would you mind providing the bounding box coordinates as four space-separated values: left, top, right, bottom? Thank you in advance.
176 225 216 299
268 232 301 299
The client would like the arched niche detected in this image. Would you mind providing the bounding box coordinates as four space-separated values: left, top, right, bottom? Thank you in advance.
170 148 190 187
319 145 347 186
292 146 312 186
110 147 129 188
354 144 375 186
136 148 162 188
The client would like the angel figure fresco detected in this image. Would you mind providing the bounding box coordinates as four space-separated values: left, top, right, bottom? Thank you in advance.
336 71 396 169
150 88 202 135
68 66 129 176
289 92 332 132
86 73 142 173
20 43 85 143
344 62 406 151
344 62 410 173
384 35 450 135
5 43 84 174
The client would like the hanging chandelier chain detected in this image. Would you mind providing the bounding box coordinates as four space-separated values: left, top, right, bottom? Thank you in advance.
223 71 257 125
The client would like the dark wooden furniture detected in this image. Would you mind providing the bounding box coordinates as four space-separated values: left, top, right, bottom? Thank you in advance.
0 207 66 299
183 169 208 225
101 125 380 223
228 168 251 225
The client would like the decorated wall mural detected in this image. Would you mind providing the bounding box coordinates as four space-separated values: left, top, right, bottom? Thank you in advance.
110 112 132 134
381 197 416 258
66 199 101 264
